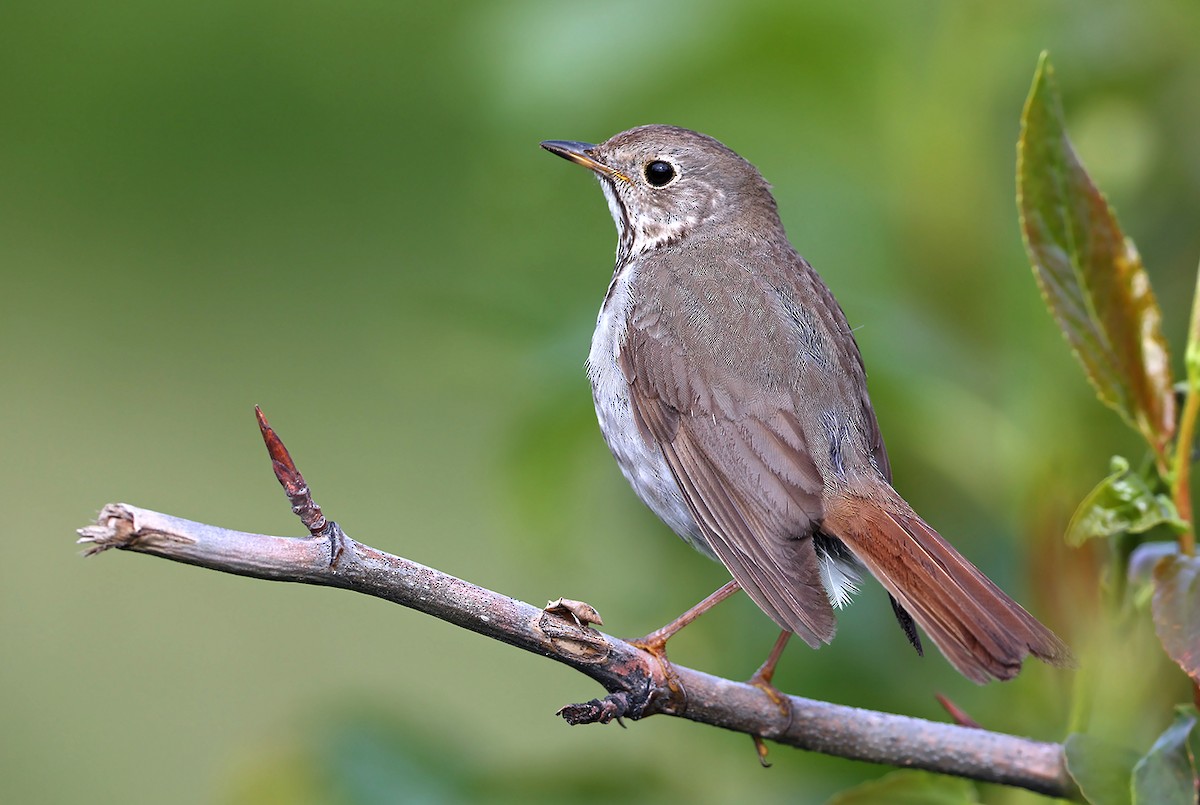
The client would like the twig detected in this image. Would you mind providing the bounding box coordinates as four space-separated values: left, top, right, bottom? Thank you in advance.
76 412 1076 800
935 692 983 729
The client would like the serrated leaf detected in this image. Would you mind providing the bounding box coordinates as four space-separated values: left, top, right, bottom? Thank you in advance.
1132 709 1198 805
1152 554 1200 686
1064 733 1140 805
1066 456 1181 546
825 770 979 804
1017 52 1175 461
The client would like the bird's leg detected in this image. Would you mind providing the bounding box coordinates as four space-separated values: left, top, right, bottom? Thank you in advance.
749 628 792 698
748 629 793 767
632 579 741 655
630 579 741 711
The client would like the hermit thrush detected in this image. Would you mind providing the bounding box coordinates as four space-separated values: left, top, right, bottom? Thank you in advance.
542 125 1071 683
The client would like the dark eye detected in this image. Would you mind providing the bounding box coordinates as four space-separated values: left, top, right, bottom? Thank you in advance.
644 160 676 187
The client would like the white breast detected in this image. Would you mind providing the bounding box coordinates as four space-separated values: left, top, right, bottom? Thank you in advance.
585 263 715 559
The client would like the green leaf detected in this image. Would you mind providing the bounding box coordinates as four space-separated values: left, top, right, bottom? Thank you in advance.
1132 709 1198 805
1017 52 1175 462
1066 456 1181 546
1064 733 1141 805
826 770 979 804
1152 554 1200 686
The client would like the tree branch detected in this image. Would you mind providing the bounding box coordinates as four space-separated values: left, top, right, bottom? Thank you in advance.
76 412 1076 800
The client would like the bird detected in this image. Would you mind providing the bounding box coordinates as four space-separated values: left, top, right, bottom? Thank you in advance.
540 125 1072 685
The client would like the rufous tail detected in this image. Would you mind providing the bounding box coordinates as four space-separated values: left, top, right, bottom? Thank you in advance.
822 482 1073 683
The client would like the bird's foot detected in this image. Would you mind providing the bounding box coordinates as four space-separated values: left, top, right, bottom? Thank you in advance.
629 631 687 714
628 580 742 714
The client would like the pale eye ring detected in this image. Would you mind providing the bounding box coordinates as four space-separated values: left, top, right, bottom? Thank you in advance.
644 160 677 187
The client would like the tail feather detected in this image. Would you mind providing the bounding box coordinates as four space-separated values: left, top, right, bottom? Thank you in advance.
887 593 923 656
823 484 1073 683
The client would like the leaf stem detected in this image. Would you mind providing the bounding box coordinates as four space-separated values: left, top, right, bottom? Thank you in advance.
1171 260 1200 556
1175 392 1197 554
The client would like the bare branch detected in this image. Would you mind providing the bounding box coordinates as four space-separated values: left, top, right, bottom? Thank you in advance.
78 505 1074 799
76 410 1075 799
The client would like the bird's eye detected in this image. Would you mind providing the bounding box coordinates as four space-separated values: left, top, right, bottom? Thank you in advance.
644 160 676 187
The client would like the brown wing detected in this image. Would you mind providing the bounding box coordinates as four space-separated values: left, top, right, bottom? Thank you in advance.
616 262 838 646
767 252 892 485
768 251 930 652
765 249 926 651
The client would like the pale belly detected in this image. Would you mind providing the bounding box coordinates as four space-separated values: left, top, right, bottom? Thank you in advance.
585 265 717 560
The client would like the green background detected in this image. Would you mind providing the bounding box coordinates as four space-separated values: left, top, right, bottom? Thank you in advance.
4 1 1198 802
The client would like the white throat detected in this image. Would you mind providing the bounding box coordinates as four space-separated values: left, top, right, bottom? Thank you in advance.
599 179 706 263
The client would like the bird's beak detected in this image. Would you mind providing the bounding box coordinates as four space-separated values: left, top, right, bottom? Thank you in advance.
540 140 632 184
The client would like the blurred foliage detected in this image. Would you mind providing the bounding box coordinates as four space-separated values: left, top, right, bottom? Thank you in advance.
827 770 979 804
4 1 1200 804
1062 733 1141 805
1130 708 1198 805
226 707 682 805
1018 53 1199 802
